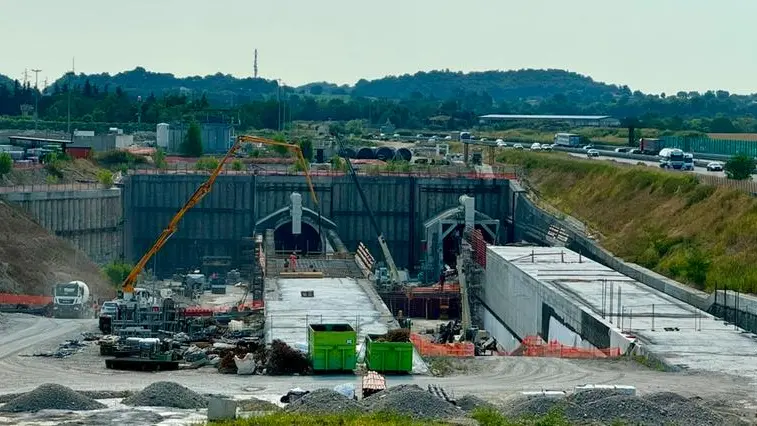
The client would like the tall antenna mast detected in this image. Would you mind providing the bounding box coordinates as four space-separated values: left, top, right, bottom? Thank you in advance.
253 49 258 78
67 57 74 136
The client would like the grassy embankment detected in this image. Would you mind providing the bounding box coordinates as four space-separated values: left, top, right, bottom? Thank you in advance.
499 150 757 294
208 409 572 426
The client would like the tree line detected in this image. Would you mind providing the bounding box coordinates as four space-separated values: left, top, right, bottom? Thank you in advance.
2 76 757 133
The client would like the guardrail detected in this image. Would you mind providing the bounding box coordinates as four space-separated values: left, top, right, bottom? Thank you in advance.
552 146 717 168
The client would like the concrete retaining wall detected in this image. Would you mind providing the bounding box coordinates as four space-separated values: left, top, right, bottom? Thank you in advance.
1 188 123 264
123 174 510 277
480 246 632 352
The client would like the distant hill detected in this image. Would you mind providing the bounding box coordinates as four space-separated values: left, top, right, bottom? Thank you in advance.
41 67 627 105
352 69 625 102
0 73 13 89
50 67 280 104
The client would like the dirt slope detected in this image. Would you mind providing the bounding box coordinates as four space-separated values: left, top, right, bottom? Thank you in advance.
0 200 112 299
501 151 757 294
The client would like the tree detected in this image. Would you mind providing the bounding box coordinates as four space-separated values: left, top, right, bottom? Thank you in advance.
231 159 243 171
0 152 11 176
96 169 114 187
709 117 737 133
345 119 364 136
309 85 323 95
153 148 167 169
270 132 289 156
103 261 134 287
724 154 755 180
181 121 203 157
298 137 313 162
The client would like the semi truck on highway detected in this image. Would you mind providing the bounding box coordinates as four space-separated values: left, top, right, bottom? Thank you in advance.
53 280 91 318
658 148 686 170
639 138 661 155
683 153 695 171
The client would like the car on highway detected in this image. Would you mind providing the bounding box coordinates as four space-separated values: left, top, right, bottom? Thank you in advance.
530 143 542 151
513 143 524 150
628 148 641 154
586 149 600 158
582 144 595 151
706 161 724 172
542 144 553 151
614 147 629 153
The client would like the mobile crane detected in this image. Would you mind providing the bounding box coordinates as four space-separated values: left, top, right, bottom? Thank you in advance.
334 136 401 286
121 135 319 299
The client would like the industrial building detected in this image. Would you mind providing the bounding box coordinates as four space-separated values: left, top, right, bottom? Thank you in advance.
162 122 235 154
478 114 621 127
69 128 134 152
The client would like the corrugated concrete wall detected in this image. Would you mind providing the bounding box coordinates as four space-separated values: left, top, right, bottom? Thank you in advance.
1 188 123 264
123 174 510 277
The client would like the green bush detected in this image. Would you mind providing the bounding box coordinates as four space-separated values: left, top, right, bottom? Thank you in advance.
195 156 220 171
97 169 114 187
0 152 11 176
180 121 203 157
153 148 167 169
103 261 133 287
95 150 147 169
231 159 244 171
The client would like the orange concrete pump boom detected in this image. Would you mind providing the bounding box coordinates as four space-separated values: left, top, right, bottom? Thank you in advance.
121 134 318 295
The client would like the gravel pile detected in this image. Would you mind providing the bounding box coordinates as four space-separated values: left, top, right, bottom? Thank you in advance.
644 393 726 426
455 395 497 412
0 384 106 412
285 389 364 414
506 396 569 418
566 389 626 406
122 382 208 409
362 384 462 420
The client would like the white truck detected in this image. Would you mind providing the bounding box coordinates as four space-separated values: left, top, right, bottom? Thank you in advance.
53 280 91 319
683 153 695 171
658 148 686 170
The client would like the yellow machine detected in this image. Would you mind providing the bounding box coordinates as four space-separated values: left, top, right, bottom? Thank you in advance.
121 135 319 298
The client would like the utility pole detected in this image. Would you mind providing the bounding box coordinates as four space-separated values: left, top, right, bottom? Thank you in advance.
31 69 42 130
277 79 282 132
253 49 258 78
67 58 74 137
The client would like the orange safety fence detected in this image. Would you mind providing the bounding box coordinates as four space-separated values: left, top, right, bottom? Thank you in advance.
515 335 622 359
0 293 53 306
410 333 475 357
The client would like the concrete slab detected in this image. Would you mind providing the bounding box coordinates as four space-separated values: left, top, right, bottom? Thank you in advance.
264 277 390 349
487 246 757 382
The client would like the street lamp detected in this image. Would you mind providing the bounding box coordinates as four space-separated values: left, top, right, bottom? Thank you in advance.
31 69 42 130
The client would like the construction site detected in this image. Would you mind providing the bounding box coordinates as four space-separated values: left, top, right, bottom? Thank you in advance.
0 135 756 425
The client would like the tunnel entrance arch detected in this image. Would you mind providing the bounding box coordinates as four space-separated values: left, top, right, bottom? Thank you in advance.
255 206 345 254
423 203 499 282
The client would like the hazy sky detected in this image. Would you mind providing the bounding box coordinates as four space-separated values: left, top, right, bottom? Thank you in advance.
2 0 756 94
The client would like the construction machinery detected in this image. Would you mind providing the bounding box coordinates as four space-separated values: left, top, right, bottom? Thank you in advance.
334 136 402 287
119 135 319 301
53 281 91 319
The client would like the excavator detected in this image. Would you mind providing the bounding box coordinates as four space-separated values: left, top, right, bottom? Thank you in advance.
120 135 319 301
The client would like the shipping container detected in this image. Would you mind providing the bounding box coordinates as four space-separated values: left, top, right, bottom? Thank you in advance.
660 136 757 157
307 323 357 372
364 334 413 373
66 146 93 159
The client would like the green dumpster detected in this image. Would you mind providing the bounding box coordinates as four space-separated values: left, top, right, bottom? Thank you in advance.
365 334 413 373
308 323 357 372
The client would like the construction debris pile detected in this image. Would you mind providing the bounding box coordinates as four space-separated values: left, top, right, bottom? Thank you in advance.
122 381 208 409
501 390 731 426
286 389 365 414
28 339 88 358
0 384 106 412
362 384 463 420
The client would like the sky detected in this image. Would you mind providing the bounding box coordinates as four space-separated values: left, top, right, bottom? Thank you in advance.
1 0 756 94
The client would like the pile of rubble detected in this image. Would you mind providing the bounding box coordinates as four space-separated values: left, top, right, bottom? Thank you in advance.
27 339 88 359
0 384 106 412
122 382 208 409
361 384 463 420
286 389 365 414
500 390 732 426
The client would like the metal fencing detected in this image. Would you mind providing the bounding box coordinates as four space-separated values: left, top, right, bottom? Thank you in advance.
0 182 103 194
697 174 757 194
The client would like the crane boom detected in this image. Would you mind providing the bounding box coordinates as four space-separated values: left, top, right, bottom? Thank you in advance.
121 135 318 296
334 137 400 284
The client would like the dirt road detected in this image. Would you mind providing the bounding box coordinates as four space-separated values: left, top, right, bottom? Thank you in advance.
1 313 755 417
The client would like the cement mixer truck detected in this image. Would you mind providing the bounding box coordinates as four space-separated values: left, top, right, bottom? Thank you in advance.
53 281 91 318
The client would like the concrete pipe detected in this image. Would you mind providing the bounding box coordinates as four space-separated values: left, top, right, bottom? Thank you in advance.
375 147 396 161
339 147 357 158
395 148 412 162
356 147 376 159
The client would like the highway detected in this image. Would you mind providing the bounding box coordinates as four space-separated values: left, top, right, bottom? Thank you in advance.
568 151 730 178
